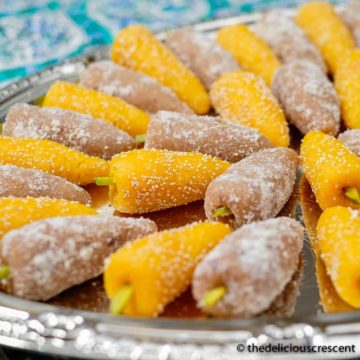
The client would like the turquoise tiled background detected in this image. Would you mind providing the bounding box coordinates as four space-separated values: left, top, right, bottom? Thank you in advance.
0 0 341 85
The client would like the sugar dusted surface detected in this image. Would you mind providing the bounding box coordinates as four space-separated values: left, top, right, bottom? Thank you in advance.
296 2 355 73
301 131 360 210
0 135 109 185
4 103 134 160
0 165 91 205
0 196 96 239
192 217 304 317
145 111 272 162
339 1 360 47
210 70 289 147
316 207 360 307
253 10 326 72
2 215 157 300
105 221 229 316
334 50 360 129
272 60 340 135
42 81 150 137
338 129 360 156
112 25 210 114
0 165 68 193
166 29 239 89
205 148 298 228
0 21 346 318
80 61 193 115
110 149 229 213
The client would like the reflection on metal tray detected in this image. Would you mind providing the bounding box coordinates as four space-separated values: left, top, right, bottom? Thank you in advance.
0 6 359 360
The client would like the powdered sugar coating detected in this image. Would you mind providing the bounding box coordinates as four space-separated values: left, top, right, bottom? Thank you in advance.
272 60 340 135
253 10 327 72
166 29 239 90
0 165 91 205
80 61 193 115
264 256 303 318
338 129 360 156
4 103 135 160
192 217 304 317
339 1 360 47
205 147 299 228
1 215 157 301
144 111 272 162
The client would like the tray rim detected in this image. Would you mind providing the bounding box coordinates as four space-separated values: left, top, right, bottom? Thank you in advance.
0 3 360 359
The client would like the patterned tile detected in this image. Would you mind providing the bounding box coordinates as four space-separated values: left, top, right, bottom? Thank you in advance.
0 0 346 85
0 8 87 71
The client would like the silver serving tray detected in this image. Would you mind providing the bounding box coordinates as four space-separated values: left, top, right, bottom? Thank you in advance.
0 6 360 360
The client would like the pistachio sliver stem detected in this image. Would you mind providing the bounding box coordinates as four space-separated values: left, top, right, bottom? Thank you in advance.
95 176 114 186
0 265 10 280
110 285 133 315
344 186 360 205
135 134 146 146
212 206 233 217
203 286 226 308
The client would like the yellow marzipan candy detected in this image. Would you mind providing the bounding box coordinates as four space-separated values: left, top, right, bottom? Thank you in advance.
108 149 230 213
317 206 360 308
210 70 289 147
111 25 210 115
104 221 231 317
43 81 150 136
0 136 108 185
217 24 280 86
0 197 96 238
296 2 355 73
301 131 360 210
335 49 360 129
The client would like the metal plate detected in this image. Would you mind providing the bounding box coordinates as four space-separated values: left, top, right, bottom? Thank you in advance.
0 6 359 360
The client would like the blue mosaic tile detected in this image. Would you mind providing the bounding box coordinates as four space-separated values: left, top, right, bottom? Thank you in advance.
0 0 347 85
0 0 51 15
0 8 88 81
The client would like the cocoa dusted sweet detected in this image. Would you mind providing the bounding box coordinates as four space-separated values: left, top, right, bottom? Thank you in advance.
4 103 135 160
0 165 91 205
192 217 304 317
253 10 327 72
165 29 239 90
204 148 299 229
80 61 193 115
339 1 360 47
144 111 272 163
272 60 340 135
0 216 157 301
338 129 360 156
263 256 303 318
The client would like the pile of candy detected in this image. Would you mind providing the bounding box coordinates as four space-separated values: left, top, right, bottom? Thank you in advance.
0 1 359 319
